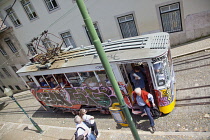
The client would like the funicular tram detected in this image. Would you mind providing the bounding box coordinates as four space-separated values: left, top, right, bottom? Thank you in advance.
17 32 176 115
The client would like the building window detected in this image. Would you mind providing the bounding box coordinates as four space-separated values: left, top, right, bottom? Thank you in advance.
159 2 182 33
11 66 19 77
44 0 59 11
2 68 11 77
117 14 138 38
0 87 3 92
8 85 14 90
27 43 37 56
42 38 52 49
0 45 7 56
5 7 21 27
20 0 38 20
0 71 5 79
4 38 18 53
84 23 103 45
60 31 76 48
15 85 21 90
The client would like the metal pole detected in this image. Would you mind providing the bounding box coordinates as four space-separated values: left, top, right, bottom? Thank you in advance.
10 96 43 133
76 0 140 139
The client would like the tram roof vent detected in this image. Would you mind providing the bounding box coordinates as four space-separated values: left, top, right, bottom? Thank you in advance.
150 34 169 49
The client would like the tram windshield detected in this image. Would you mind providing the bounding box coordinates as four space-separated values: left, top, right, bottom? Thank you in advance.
153 57 170 87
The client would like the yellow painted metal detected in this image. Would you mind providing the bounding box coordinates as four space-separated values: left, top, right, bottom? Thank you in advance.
109 103 129 127
159 97 176 114
159 86 176 114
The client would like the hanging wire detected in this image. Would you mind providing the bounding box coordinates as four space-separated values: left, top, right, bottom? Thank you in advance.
0 0 17 30
0 0 91 67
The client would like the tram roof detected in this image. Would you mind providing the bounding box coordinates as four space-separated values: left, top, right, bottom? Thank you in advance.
17 32 169 76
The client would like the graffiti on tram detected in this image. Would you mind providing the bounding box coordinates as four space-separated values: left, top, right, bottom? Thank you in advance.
31 86 127 108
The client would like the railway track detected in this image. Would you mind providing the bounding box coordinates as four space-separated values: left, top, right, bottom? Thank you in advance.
173 49 210 107
173 49 210 72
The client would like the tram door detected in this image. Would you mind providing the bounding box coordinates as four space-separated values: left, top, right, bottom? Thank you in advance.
118 62 155 93
118 64 133 94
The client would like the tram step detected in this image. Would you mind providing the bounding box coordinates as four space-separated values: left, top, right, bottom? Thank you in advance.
132 104 142 115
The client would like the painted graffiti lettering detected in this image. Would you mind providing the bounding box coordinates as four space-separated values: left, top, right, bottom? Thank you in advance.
33 84 129 109
107 54 120 60
159 88 173 106
159 97 169 106
36 89 72 107
152 55 166 63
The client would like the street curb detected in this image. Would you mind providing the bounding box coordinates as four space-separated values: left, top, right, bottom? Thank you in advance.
1 121 210 137
172 46 210 58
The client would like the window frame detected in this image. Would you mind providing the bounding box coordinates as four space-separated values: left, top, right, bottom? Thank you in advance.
42 38 52 49
0 45 7 56
60 31 76 48
20 0 38 21
84 22 103 45
43 0 59 12
5 7 22 27
0 86 3 92
2 68 11 77
11 65 19 77
8 85 14 90
117 13 138 38
26 43 37 56
15 85 21 90
0 71 5 79
4 38 18 53
159 2 183 33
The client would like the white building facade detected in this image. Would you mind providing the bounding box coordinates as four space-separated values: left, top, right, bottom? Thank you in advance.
0 0 209 96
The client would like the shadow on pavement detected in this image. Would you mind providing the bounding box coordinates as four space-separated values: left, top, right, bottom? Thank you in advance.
23 126 40 133
0 102 8 111
136 120 150 131
32 106 113 119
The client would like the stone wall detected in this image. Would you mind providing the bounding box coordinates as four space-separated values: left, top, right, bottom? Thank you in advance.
170 10 210 46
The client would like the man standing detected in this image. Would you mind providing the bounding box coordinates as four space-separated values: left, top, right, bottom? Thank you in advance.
134 88 156 133
130 66 146 90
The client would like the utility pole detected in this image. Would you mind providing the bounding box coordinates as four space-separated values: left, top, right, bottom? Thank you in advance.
76 0 140 139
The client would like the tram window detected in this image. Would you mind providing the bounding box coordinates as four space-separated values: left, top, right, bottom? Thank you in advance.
54 74 71 88
96 70 110 87
168 50 172 68
26 75 32 81
80 71 99 87
26 76 37 88
35 76 49 87
44 75 58 88
65 73 81 87
153 60 170 87
119 64 129 84
153 62 165 86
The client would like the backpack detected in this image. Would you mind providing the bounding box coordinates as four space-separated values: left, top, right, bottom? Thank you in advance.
83 121 91 128
74 127 88 140
150 106 161 119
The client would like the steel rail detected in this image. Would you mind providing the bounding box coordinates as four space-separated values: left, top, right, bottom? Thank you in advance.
174 64 210 72
176 85 210 91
